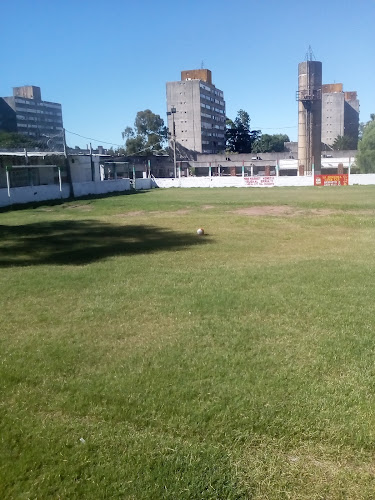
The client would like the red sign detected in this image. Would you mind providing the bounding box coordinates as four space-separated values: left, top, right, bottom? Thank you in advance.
314 174 348 186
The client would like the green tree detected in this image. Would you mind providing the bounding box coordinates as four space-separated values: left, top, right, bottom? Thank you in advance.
134 110 166 138
225 110 260 153
0 131 42 148
236 109 250 130
332 135 357 151
121 126 134 139
356 116 375 173
252 134 289 153
123 135 146 156
122 110 167 156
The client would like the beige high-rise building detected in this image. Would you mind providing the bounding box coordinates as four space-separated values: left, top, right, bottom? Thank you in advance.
166 69 226 154
321 83 359 148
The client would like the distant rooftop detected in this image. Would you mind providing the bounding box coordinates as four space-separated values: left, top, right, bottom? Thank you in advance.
181 69 212 84
13 85 42 100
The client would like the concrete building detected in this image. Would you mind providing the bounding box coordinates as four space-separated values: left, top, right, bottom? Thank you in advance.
0 86 64 150
321 83 359 148
166 69 226 155
297 60 322 174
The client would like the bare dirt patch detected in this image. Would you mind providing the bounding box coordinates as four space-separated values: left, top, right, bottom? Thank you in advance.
231 206 341 217
118 209 191 217
309 208 337 216
171 209 190 215
201 205 215 210
118 211 145 217
149 209 191 215
64 204 93 211
232 206 298 216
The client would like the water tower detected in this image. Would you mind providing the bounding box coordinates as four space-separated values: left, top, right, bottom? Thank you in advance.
297 49 322 175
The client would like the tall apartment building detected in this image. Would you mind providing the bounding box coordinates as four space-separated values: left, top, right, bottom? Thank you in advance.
0 86 64 150
321 83 359 148
166 69 226 154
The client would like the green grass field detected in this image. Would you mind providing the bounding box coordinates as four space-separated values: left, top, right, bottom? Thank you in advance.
2 187 375 499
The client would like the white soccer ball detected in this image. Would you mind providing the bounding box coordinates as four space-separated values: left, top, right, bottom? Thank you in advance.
197 228 204 235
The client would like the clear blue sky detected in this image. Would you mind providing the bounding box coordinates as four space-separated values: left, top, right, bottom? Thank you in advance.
2 0 374 148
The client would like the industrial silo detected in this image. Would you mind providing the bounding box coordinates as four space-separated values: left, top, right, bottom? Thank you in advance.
297 60 322 175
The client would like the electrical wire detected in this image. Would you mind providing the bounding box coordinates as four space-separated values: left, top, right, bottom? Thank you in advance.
252 125 298 130
64 128 163 156
65 129 123 147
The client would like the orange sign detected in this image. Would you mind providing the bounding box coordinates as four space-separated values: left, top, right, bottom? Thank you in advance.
314 174 348 186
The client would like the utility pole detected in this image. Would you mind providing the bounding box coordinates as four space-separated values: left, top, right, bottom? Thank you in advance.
167 106 177 178
89 142 94 181
63 128 74 197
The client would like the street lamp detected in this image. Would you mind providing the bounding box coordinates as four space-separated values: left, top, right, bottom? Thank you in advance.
167 106 177 178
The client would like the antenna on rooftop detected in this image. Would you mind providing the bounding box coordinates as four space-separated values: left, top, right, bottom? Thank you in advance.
201 60 205 69
305 45 316 61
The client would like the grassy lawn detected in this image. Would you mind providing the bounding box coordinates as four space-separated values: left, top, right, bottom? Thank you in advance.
1 186 375 499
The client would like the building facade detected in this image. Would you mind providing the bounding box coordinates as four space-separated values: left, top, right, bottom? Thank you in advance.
0 86 64 150
166 69 226 155
321 83 359 148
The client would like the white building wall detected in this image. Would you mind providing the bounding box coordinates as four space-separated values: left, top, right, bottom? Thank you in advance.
70 155 100 183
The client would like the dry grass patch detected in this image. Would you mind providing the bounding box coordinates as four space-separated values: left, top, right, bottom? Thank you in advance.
238 439 375 499
230 205 340 217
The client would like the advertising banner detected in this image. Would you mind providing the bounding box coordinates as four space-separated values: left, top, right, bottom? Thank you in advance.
244 176 275 187
314 174 348 186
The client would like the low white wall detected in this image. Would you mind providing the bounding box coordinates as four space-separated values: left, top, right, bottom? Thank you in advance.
211 176 246 188
73 179 131 197
0 184 70 207
153 174 375 189
349 174 375 185
135 178 152 190
3 174 375 208
153 175 314 188
275 176 313 187
153 177 241 188
0 179 131 207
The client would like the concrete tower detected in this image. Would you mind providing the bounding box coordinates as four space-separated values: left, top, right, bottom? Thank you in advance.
166 69 226 155
297 60 322 174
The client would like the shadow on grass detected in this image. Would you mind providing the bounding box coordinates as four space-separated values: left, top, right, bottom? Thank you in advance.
0 220 211 267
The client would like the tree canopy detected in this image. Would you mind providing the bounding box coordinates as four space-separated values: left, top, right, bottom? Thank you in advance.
225 110 260 153
356 115 375 173
122 110 167 156
252 134 289 153
331 135 358 151
0 131 42 148
225 110 290 154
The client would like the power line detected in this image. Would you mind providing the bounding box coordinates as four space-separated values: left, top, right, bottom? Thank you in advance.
252 125 298 130
64 128 163 157
65 129 123 147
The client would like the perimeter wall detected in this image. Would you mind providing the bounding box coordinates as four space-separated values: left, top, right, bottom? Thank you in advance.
2 175 375 208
